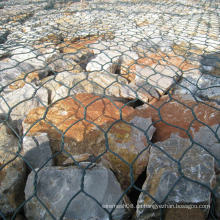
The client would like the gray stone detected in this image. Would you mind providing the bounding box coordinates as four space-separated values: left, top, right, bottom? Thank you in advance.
173 70 220 104
137 134 215 219
193 125 220 173
0 60 23 87
25 165 131 220
0 84 48 130
0 123 26 217
22 133 53 169
0 29 10 44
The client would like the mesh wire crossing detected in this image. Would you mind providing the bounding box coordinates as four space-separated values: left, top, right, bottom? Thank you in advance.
0 0 219 219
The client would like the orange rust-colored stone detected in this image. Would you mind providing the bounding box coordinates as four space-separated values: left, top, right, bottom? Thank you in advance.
24 93 134 143
122 52 197 82
135 95 220 142
9 71 39 90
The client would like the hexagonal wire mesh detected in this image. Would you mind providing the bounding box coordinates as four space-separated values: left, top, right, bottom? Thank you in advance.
0 0 219 219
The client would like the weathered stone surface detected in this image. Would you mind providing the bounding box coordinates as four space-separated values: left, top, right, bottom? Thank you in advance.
22 133 53 169
8 71 39 90
0 29 10 44
25 165 131 220
193 125 220 173
86 50 122 74
173 70 220 104
46 53 84 73
135 64 181 95
23 93 155 189
137 134 215 219
135 94 220 142
0 60 24 87
103 116 155 188
120 81 159 103
0 123 26 217
41 71 128 103
10 46 45 69
201 53 220 76
0 84 48 129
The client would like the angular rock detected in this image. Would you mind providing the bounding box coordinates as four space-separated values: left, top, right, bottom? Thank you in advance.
0 123 26 217
193 125 220 173
46 53 83 73
23 93 155 189
135 94 220 142
25 165 131 220
0 60 24 87
135 64 181 95
201 53 220 76
173 70 220 104
0 29 10 44
137 134 215 219
0 84 48 130
104 116 156 188
41 71 128 103
10 46 45 69
120 81 159 103
86 50 122 74
22 133 53 169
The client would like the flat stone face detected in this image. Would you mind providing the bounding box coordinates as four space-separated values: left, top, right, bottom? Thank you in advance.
25 165 131 220
194 125 220 173
22 133 53 169
86 50 122 74
135 94 220 142
137 134 215 220
41 71 128 103
0 124 26 217
0 84 48 130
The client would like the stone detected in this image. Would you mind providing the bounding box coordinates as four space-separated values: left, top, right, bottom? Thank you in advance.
8 71 39 90
46 53 84 73
120 81 159 103
0 60 24 87
137 134 215 219
135 64 181 95
103 116 156 189
23 93 155 189
120 52 195 95
173 70 220 104
22 133 53 169
62 153 96 166
0 84 48 130
24 165 132 220
193 125 220 173
0 29 10 44
0 123 26 217
135 94 220 142
10 46 45 69
41 71 128 103
86 50 122 74
201 53 220 76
